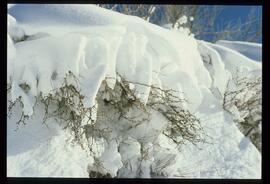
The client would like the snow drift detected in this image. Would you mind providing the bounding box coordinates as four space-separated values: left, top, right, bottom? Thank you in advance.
7 4 261 178
216 40 262 62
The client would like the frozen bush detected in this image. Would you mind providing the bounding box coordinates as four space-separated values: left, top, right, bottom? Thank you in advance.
223 71 261 152
7 71 205 178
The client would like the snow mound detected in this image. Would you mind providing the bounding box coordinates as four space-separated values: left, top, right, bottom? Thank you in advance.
8 5 211 112
216 40 262 62
7 4 261 178
175 86 261 178
204 41 261 81
8 4 127 26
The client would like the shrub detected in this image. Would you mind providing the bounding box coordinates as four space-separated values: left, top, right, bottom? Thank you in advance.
7 71 205 177
223 72 262 152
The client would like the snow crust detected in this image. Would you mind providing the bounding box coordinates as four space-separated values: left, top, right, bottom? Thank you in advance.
7 4 261 178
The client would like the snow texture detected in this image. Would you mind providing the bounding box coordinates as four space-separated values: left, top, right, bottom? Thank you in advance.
216 40 262 62
7 4 261 178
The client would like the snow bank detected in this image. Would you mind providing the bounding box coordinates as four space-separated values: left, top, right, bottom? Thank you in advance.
175 86 261 178
216 40 262 62
198 40 261 97
7 130 91 177
8 4 211 111
198 41 231 96
8 14 25 42
7 4 261 178
207 42 261 73
7 98 91 177
8 4 127 26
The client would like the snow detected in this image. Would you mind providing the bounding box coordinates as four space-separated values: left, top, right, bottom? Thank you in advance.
177 15 188 25
174 86 261 178
206 41 261 74
216 40 262 62
8 14 25 42
7 131 91 177
8 4 127 26
198 41 231 96
7 98 92 177
8 4 15 9
7 4 261 178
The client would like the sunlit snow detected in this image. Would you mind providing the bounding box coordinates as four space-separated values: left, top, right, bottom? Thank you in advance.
7 4 261 178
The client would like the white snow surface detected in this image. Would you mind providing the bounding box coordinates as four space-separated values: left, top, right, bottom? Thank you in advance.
216 40 262 62
7 4 261 178
7 97 92 177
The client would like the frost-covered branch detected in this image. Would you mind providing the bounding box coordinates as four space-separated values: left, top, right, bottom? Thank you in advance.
7 70 207 177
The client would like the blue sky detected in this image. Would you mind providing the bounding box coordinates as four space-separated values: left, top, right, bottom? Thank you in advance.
219 5 262 22
194 5 262 42
217 6 262 42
